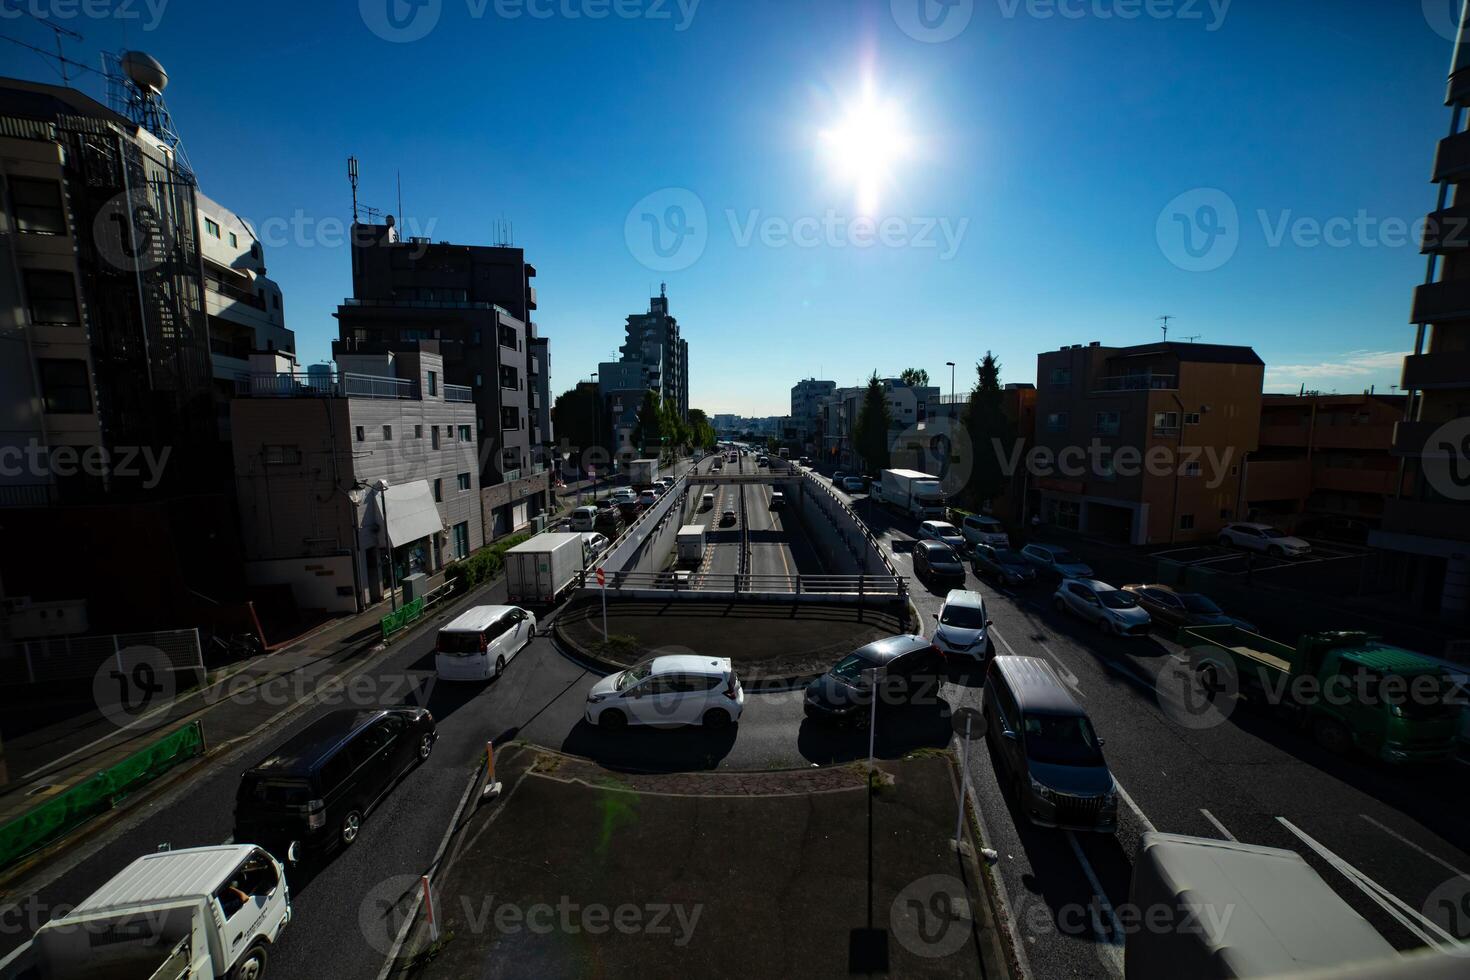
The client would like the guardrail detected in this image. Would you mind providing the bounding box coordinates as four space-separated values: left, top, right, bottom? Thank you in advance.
596 571 903 600
0 629 203 686
800 470 906 585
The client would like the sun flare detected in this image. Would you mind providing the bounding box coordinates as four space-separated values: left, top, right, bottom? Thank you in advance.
818 87 913 214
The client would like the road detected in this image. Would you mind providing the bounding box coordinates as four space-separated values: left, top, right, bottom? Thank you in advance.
680 452 821 584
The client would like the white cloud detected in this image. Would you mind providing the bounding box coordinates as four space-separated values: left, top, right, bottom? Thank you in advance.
1263 350 1407 390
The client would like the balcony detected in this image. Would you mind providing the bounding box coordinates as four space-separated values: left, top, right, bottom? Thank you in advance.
1420 205 1470 253
1411 278 1470 324
1432 129 1470 184
444 384 473 403
342 297 496 312
1095 373 1177 392
1391 419 1445 456
248 372 417 400
1401 351 1470 390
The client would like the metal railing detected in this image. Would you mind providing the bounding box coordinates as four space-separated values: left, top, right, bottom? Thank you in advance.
341 372 416 399
596 570 903 598
248 371 418 400
1096 373 1177 392
444 384 473 402
0 628 203 685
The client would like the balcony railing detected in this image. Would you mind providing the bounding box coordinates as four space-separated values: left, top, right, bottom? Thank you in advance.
248 372 417 400
341 297 499 312
503 468 522 482
1401 350 1470 390
1432 128 1470 184
1410 279 1470 324
444 384 473 403
1096 373 1177 392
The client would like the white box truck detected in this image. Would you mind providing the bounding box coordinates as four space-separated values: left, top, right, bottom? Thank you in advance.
0 844 290 980
676 525 706 566
504 532 585 604
880 469 946 520
627 458 660 490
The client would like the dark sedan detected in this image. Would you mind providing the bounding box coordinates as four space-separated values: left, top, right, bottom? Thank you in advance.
804 635 944 725
913 540 966 587
1121 583 1254 632
971 544 1038 587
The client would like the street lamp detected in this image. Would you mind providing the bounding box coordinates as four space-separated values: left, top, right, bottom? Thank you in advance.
374 479 398 611
946 362 956 414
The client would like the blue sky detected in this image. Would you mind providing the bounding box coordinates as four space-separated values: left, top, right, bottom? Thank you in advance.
2 0 1458 415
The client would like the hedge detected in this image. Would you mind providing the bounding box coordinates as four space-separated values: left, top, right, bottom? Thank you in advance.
444 532 533 592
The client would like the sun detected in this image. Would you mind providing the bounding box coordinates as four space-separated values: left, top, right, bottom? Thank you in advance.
819 85 913 214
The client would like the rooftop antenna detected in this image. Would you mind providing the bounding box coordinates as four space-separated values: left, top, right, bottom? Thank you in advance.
348 156 359 223
1182 334 1202 343
397 169 403 229
1157 315 1174 342
103 50 194 179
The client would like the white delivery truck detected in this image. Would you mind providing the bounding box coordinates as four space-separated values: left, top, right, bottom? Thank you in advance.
880 469 947 520
504 532 585 604
676 525 706 566
0 844 290 980
627 459 660 490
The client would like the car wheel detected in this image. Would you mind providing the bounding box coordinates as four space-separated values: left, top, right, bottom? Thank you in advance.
702 708 732 729
340 809 363 847
494 654 507 679
1313 717 1352 755
229 944 268 980
599 709 628 730
417 733 434 763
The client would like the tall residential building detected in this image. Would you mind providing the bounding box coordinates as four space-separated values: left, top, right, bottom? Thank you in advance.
333 222 551 537
1032 341 1263 545
791 379 835 451
528 334 553 467
617 285 688 420
1371 8 1470 623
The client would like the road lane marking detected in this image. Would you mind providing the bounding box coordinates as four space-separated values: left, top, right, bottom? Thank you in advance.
1113 780 1156 835
1200 808 1237 841
1066 831 1126 977
1358 813 1470 881
1276 817 1466 952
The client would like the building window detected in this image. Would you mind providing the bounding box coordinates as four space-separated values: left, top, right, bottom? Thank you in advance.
272 294 281 310
1184 412 1201 425
444 425 454 442
263 445 301 465
37 359 92 414
1178 513 1195 530
414 424 423 439
356 426 365 442
431 427 440 449
474 374 483 388
1050 368 1071 386
1045 412 1068 433
204 217 221 238
1183 461 1202 477
452 521 470 560
1153 411 1180 433
433 478 443 502
501 408 521 430
427 371 438 396
1094 411 1120 435
382 425 393 440
471 328 482 346
457 472 471 492
458 425 472 441
229 231 238 247
22 269 81 325
9 178 66 234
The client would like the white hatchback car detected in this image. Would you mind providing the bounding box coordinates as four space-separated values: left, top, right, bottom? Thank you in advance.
919 520 968 554
1218 522 1312 558
932 590 994 660
1020 543 1094 581
585 656 745 729
1053 579 1151 637
435 605 537 681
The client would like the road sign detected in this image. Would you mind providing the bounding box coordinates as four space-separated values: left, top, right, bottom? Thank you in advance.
596 567 606 587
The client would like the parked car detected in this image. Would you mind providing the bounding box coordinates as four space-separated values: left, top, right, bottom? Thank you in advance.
701 492 716 510
721 508 737 527
584 655 745 729
569 505 599 532
233 707 438 861
841 476 867 493
1054 579 1152 636
983 656 1117 832
918 520 968 553
913 540 966 586
803 635 943 725
1121 583 1253 632
971 544 1038 587
770 490 784 509
436 605 538 680
1218 522 1312 558
932 590 994 661
1020 543 1094 581
960 514 1010 549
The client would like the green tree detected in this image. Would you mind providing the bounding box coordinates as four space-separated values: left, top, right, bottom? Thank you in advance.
853 372 892 472
551 384 604 467
687 409 715 449
964 352 1013 508
900 367 930 388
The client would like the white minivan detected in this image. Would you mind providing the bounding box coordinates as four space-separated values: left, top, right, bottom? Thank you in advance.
961 514 1009 549
435 605 537 681
569 506 599 532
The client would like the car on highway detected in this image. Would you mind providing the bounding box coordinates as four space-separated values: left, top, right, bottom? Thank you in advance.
585 655 745 729
913 539 966 587
569 505 599 532
770 490 784 509
1218 522 1312 558
803 635 943 725
1121 583 1254 631
436 605 538 680
799 456 812 467
711 460 723 471
757 455 769 467
233 707 438 862
1019 543 1093 581
721 508 737 526
983 656 1117 833
701 492 716 510
1053 579 1152 636
581 531 611 563
638 490 659 507
831 470 847 483
918 520 967 553
960 514 1009 549
841 476 867 493
932 589 994 661
593 505 625 537
971 544 1038 587
609 487 637 505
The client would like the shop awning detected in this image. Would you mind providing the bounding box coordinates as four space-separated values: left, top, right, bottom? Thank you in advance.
381 481 443 547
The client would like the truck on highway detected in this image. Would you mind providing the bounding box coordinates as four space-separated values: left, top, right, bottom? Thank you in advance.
1125 832 1395 980
676 525 706 566
627 458 660 490
879 469 947 520
0 844 290 980
505 532 586 604
1180 625 1460 764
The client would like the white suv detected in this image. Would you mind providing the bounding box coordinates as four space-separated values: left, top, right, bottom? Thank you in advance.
1218 522 1311 558
585 656 745 729
569 506 598 532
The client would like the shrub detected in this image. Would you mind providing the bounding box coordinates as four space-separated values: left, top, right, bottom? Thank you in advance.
445 532 532 592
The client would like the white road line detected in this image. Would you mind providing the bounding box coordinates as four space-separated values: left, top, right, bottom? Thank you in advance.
1199 808 1237 841
1276 817 1466 952
1066 831 1126 977
1113 780 1156 835
1358 814 1470 881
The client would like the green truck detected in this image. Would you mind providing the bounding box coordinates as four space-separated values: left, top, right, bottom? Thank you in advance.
1180 625 1460 764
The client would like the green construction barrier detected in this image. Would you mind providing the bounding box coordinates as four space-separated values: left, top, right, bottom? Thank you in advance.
0 720 205 870
379 597 425 640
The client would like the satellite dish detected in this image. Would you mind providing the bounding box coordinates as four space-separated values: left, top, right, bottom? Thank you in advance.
120 51 168 96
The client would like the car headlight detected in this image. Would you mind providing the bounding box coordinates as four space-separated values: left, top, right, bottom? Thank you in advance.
587 693 608 704
1029 776 1057 803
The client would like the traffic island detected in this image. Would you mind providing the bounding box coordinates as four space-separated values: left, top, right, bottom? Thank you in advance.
553 595 909 684
393 753 1002 979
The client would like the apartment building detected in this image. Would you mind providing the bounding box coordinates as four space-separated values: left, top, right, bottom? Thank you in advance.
791 379 836 452
1032 341 1264 545
528 334 553 467
1370 11 1470 623
817 378 940 470
616 285 688 421
1246 393 1406 533
231 348 481 613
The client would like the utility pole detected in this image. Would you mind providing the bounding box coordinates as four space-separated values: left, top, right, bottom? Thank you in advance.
1158 315 1174 342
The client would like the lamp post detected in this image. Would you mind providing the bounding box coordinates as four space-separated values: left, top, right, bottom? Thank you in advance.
946 361 956 415
375 479 398 611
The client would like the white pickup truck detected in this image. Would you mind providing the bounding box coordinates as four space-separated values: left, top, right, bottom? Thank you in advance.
0 844 290 980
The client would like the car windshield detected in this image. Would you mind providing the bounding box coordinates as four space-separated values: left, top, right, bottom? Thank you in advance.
1050 549 1081 564
940 605 988 629
1098 591 1138 609
1260 528 1286 538
831 653 881 683
925 543 958 561
1180 594 1222 614
616 662 654 691
933 524 960 537
1022 712 1105 766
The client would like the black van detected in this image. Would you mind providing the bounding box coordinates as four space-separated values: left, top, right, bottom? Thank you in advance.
234 708 437 862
